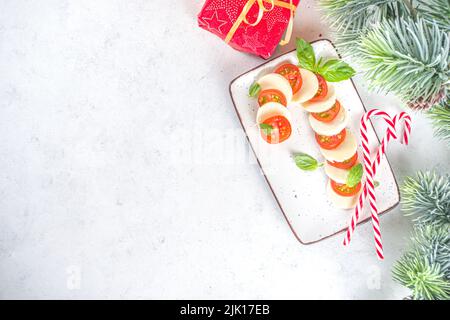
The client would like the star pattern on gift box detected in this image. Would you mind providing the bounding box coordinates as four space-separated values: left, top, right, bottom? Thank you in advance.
264 6 289 32
201 10 228 34
198 17 207 28
224 0 240 23
205 0 226 11
241 31 266 50
205 0 240 23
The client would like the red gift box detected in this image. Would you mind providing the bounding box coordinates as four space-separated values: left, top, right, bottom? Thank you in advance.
198 0 300 59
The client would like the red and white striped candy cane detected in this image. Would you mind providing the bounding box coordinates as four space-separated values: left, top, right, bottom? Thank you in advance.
343 110 396 258
343 109 411 260
395 112 412 146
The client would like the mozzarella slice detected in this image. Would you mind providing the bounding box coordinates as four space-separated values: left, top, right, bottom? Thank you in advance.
327 180 360 209
292 68 319 104
320 131 357 162
324 162 350 184
257 73 293 103
301 84 336 113
308 104 349 136
256 102 292 124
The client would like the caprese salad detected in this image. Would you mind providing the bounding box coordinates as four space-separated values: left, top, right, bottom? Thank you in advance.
249 38 363 209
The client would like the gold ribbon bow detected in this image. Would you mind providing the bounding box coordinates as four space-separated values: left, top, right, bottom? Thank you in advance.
225 0 296 46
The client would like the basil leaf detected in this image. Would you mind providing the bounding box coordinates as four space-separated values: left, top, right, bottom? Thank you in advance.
346 163 363 187
314 56 324 73
296 38 316 71
259 123 273 135
248 82 261 97
316 59 355 82
293 152 323 171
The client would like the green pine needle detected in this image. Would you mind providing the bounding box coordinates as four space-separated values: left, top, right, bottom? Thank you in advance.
401 171 450 228
428 101 450 146
393 250 450 300
356 17 449 104
319 0 412 57
411 225 450 280
319 0 410 32
320 0 450 107
393 224 450 300
415 0 450 32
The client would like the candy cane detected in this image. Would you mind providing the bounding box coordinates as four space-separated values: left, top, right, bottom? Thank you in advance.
344 110 396 257
374 112 411 259
343 109 411 260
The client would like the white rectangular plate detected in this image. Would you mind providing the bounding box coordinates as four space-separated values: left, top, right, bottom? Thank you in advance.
229 39 400 244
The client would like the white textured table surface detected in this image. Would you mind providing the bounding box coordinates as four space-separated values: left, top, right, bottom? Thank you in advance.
0 0 448 299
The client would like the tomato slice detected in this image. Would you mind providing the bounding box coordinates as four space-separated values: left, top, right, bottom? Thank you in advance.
275 63 302 94
258 89 287 107
260 115 292 144
311 100 341 123
315 128 346 150
327 152 358 170
308 74 328 102
331 180 361 197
